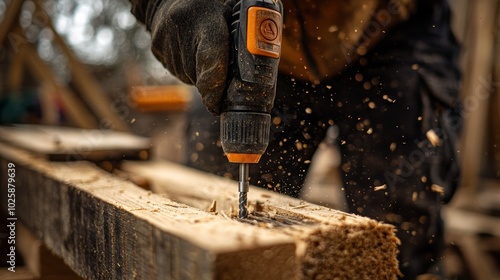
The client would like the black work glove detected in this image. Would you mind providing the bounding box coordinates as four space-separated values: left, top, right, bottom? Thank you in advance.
137 0 232 116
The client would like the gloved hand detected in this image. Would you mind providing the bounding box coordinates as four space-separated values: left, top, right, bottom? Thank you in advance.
146 0 233 115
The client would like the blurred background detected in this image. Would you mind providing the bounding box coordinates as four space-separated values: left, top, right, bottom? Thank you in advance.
0 0 499 279
0 0 189 161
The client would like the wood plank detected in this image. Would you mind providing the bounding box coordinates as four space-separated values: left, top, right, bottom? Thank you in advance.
122 160 401 279
0 125 150 161
0 142 297 280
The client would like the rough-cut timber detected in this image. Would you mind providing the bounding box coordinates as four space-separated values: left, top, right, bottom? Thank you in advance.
0 141 400 279
0 143 295 280
123 161 401 280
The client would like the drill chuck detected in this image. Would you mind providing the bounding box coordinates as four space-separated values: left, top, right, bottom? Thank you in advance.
221 111 271 163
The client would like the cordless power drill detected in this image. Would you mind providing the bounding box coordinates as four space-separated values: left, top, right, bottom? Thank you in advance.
220 0 283 218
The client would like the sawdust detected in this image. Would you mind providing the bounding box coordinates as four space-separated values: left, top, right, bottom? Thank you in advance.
233 204 400 279
426 129 441 147
296 221 401 280
291 204 309 209
431 184 445 194
374 184 388 191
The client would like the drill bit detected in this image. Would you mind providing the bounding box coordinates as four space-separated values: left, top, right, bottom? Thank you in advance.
238 163 249 218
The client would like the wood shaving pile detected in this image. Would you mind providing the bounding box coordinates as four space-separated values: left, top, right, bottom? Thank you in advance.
244 206 401 280
296 220 401 279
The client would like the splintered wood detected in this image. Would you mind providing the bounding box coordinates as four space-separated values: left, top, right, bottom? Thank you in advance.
0 141 400 280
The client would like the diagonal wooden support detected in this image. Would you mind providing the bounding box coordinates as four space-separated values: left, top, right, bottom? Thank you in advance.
0 0 23 46
3 23 98 129
33 0 130 131
7 42 24 91
2 0 130 131
20 42 98 129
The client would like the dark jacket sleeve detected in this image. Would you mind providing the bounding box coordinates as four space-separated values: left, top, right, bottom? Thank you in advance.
129 0 163 30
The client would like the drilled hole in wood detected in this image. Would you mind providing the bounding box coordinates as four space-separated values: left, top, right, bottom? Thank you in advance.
238 212 318 228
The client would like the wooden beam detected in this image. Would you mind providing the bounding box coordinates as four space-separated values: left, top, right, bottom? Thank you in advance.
0 0 23 46
0 141 400 279
0 142 296 280
122 160 401 279
34 0 129 132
